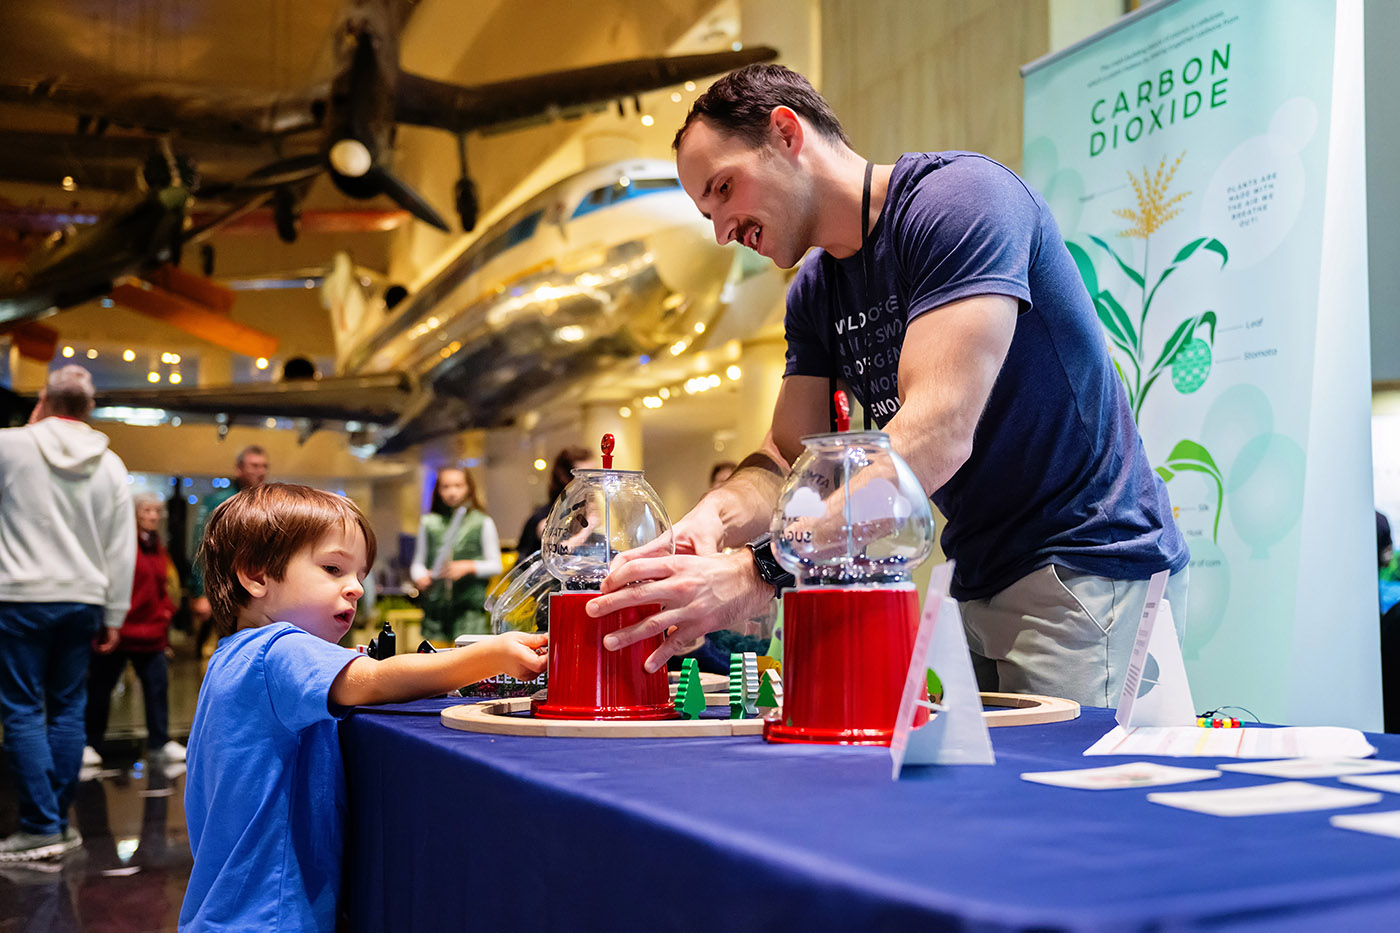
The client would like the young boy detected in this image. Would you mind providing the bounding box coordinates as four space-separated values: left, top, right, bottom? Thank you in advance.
179 483 546 930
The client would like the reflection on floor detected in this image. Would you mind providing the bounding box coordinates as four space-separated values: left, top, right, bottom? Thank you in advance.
0 637 204 933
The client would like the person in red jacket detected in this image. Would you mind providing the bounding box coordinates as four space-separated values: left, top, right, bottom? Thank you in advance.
83 492 184 766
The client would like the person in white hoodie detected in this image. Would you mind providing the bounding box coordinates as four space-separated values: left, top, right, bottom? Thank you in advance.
0 364 134 862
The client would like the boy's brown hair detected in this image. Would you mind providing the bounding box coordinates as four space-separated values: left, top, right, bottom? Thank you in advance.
199 483 378 637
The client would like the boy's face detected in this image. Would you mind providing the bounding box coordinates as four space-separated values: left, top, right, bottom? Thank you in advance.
254 524 368 642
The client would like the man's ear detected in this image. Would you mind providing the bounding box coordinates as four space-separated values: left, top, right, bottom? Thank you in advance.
236 566 269 598
769 106 806 154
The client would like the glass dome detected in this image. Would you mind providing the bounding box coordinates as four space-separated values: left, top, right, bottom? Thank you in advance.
772 431 934 586
541 468 671 590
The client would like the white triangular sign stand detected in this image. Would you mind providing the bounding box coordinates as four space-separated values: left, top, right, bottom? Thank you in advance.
1116 569 1195 727
891 561 995 779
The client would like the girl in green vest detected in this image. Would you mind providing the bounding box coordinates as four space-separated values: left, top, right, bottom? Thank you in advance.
410 467 502 643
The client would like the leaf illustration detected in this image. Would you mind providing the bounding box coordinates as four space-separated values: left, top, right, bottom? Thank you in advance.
1088 233 1145 289
1157 439 1225 541
1066 240 1100 298
1098 291 1139 353
1163 439 1221 476
1147 239 1228 312
1148 311 1219 377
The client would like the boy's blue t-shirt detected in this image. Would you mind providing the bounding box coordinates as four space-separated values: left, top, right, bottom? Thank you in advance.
180 623 360 931
785 151 1188 600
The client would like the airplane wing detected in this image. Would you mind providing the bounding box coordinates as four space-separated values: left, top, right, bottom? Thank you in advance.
92 372 418 424
394 46 778 135
0 77 325 144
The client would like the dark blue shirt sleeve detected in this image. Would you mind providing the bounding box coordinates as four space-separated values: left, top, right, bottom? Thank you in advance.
894 157 1038 322
783 253 834 378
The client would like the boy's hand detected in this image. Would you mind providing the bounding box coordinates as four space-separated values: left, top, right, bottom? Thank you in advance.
493 630 548 680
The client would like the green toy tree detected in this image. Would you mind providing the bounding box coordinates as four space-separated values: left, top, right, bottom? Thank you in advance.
674 658 706 719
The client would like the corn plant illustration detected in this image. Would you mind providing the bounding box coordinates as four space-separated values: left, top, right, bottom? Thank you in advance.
1066 153 1228 541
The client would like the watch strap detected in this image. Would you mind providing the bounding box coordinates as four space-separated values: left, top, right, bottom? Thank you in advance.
747 535 796 592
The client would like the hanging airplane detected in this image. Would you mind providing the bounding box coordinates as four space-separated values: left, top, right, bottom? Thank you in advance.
87 158 785 454
0 0 775 237
0 148 290 358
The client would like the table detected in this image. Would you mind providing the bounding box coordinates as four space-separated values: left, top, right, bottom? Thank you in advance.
341 703 1400 931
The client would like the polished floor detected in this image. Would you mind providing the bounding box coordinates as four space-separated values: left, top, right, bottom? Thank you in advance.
0 633 204 932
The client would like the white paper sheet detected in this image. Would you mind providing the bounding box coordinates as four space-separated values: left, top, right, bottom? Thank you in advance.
1331 810 1400 839
1219 758 1400 778
1149 781 1382 816
1021 761 1219 790
1085 724 1378 759
1339 773 1400 794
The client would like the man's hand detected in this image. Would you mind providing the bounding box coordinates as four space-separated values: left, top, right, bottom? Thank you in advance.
412 574 434 591
190 596 212 624
589 548 773 673
95 627 121 654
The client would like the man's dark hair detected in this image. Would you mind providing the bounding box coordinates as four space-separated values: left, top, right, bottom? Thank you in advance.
673 64 850 151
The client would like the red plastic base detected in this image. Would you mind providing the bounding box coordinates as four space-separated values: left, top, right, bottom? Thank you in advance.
531 592 677 721
764 586 924 746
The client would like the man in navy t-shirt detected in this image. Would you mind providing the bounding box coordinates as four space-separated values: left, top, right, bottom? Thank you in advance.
591 64 1188 707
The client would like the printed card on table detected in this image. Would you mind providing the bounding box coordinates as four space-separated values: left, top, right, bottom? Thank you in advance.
1148 781 1382 817
1339 773 1400 794
1116 569 1194 728
1021 761 1219 790
890 561 994 779
1331 811 1400 840
1219 758 1400 779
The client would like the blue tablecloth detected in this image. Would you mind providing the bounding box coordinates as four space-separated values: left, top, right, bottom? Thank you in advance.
340 704 1400 931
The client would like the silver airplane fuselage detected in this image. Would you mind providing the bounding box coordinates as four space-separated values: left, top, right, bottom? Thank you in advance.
340 158 736 452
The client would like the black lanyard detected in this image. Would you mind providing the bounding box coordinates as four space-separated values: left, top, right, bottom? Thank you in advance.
828 161 876 431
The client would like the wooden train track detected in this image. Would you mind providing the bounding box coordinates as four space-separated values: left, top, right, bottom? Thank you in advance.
440 691 1079 739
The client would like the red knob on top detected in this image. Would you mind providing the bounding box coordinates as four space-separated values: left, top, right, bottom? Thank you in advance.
834 391 850 433
601 433 615 468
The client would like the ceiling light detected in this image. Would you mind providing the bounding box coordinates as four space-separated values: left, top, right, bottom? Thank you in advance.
264 417 277 428
659 387 670 400
147 372 160 383
534 459 547 471
123 349 135 362
255 357 269 370
671 92 682 103
329 138 372 177
643 396 663 409
169 372 182 384
693 322 706 334
640 114 654 126
62 346 74 358
619 406 632 418
85 349 98 359
726 365 742 381
169 353 180 364
670 340 686 355
61 175 77 192
684 81 695 92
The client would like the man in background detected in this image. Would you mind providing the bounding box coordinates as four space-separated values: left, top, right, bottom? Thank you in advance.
188 445 268 656
0 365 134 861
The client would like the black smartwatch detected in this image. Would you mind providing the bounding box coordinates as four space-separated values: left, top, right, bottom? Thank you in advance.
746 534 796 594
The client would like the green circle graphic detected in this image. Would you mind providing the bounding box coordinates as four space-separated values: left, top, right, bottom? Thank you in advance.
1171 338 1212 394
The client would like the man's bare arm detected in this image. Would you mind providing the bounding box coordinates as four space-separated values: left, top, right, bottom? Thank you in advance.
883 294 1019 495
